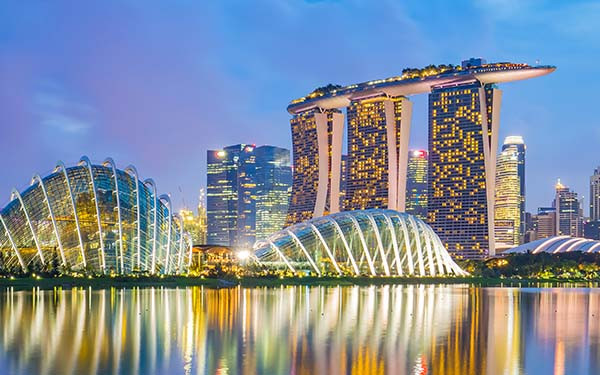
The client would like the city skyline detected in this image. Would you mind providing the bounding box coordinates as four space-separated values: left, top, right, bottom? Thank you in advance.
1 1 598 214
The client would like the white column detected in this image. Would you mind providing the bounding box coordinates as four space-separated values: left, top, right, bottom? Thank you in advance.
314 111 330 218
329 112 344 214
384 99 398 210
396 97 412 212
478 86 502 257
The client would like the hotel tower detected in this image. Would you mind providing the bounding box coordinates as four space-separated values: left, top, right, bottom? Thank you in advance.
286 58 554 259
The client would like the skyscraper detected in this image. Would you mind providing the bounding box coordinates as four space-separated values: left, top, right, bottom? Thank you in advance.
494 137 524 248
553 180 583 237
207 144 256 248
428 81 501 259
590 167 600 221
255 146 292 241
344 96 412 211
406 149 428 220
285 59 553 249
286 108 344 225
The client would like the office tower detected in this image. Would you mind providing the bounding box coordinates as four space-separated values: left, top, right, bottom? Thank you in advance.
286 108 344 225
340 154 348 208
590 167 600 221
207 144 256 248
553 180 582 237
255 146 292 241
502 136 526 239
494 140 521 247
428 82 501 259
532 207 557 240
344 95 412 211
406 149 428 220
584 220 600 240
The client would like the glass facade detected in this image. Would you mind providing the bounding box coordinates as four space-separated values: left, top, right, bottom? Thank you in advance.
554 181 582 237
406 150 428 220
428 83 494 259
207 145 256 248
0 158 192 275
255 146 292 242
495 144 521 247
254 209 466 277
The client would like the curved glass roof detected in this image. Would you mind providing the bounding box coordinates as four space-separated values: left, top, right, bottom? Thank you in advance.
505 236 600 254
0 157 192 275
253 209 466 276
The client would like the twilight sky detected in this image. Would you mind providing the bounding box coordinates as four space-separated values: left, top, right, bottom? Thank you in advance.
0 0 598 213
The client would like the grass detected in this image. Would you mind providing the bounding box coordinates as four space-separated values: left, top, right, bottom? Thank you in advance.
0 274 596 291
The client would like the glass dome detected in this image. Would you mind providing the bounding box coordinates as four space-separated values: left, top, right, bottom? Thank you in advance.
0 157 192 275
254 209 466 276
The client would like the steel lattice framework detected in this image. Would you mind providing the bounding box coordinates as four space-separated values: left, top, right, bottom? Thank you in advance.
0 157 193 275
254 209 467 276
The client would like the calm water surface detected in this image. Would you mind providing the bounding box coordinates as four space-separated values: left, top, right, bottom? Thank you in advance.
0 285 599 375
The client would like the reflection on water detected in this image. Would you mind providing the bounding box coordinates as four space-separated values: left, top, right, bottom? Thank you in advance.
0 286 599 375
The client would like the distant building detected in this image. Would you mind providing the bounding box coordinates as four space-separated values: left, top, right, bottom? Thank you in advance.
207 144 256 248
406 150 428 220
197 188 207 244
502 136 526 238
590 167 600 221
255 146 292 241
553 180 583 237
494 138 523 248
584 220 600 240
532 207 557 241
181 188 208 245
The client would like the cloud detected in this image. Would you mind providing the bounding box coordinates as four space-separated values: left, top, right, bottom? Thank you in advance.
33 82 95 135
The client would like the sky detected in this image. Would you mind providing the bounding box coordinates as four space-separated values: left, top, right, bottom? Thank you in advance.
0 0 598 213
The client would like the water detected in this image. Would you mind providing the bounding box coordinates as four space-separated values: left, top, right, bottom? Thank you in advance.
0 285 598 375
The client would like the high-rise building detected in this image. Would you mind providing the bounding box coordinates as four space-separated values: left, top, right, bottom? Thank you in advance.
494 139 522 248
255 146 292 241
344 96 412 211
502 136 526 238
428 82 501 259
532 207 557 240
590 167 600 221
553 180 582 237
406 149 428 220
207 144 256 248
285 60 554 250
286 108 344 225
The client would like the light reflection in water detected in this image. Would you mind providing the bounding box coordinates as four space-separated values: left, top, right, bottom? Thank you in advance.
0 286 599 375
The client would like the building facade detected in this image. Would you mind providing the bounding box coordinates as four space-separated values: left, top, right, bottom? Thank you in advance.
255 146 292 241
406 150 428 220
553 180 583 237
502 136 526 239
494 138 522 248
286 108 344 225
590 167 600 221
344 96 412 211
207 144 256 248
428 82 501 259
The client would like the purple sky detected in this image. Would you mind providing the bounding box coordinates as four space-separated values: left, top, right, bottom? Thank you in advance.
1 0 599 213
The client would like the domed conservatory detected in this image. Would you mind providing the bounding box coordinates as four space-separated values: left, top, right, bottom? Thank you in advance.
253 209 466 276
0 157 192 275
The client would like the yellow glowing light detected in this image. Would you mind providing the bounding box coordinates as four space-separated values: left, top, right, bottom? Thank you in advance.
216 150 226 158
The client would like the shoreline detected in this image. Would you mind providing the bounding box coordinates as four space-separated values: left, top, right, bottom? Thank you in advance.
0 275 598 291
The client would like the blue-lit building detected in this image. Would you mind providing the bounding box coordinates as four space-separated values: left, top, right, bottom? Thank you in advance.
207 144 257 248
255 146 292 241
207 144 291 249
